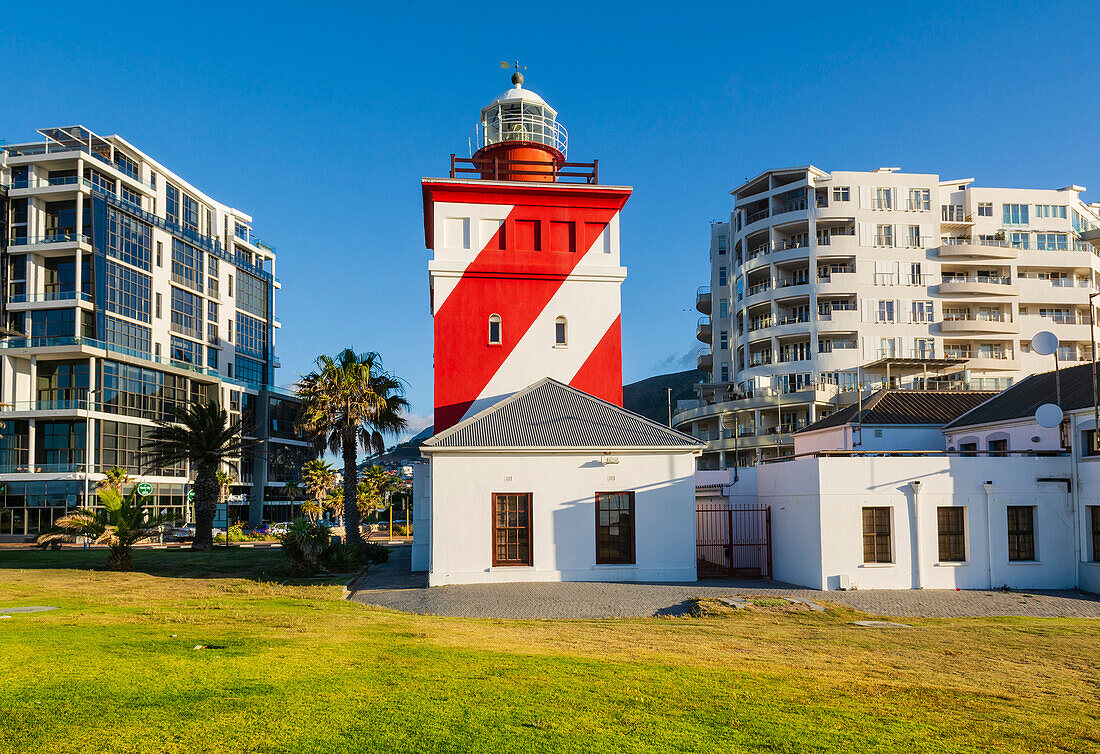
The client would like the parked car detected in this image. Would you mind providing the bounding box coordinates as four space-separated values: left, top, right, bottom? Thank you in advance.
163 526 193 541
267 522 293 537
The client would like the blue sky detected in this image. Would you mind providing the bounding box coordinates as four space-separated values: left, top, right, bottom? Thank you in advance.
2 1 1098 439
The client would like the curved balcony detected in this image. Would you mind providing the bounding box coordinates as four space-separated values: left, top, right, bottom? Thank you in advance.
815 234 858 257
696 286 711 314
937 277 1018 296
816 271 859 295
696 316 711 343
770 243 810 266
698 347 712 371
938 318 1020 335
964 357 1021 372
938 240 1017 260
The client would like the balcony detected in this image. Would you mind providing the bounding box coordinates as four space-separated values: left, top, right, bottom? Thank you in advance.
698 347 712 371
745 208 770 225
745 281 772 300
938 238 1017 260
817 307 860 331
696 316 712 343
940 205 972 224
696 286 711 314
0 336 221 380
774 198 807 215
7 233 90 247
937 317 1020 335
937 276 1018 296
964 356 1021 372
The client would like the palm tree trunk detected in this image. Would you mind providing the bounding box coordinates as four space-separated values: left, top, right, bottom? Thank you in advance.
342 436 364 552
191 462 219 551
106 545 133 571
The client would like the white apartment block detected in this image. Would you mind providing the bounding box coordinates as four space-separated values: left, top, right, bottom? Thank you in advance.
676 165 1100 470
0 126 311 539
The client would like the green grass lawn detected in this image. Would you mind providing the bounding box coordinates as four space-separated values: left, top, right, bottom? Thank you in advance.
2 548 1099 753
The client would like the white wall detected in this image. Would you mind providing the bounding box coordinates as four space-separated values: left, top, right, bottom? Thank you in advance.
795 424 947 454
760 455 1077 590
427 449 697 585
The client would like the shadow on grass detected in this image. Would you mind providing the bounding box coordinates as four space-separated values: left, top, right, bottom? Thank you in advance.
0 546 343 583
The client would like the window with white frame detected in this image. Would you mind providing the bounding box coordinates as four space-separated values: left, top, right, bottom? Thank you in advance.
908 188 930 211
488 314 502 344
719 330 728 350
876 300 895 322
977 202 993 217
914 338 935 357
907 225 921 248
912 300 933 322
719 266 728 286
1035 204 1067 219
833 186 850 202
1010 232 1030 249
1036 233 1068 251
1003 203 1029 225
862 507 892 563
937 507 966 562
875 224 894 247
874 187 892 210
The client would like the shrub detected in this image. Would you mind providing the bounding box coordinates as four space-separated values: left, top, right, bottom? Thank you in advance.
325 542 361 573
360 541 390 565
279 518 332 576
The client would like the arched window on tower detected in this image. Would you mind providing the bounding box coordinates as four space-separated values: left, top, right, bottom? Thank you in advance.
555 316 567 347
488 314 502 345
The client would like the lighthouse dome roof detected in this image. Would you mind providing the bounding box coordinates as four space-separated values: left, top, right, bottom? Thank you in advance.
483 85 556 117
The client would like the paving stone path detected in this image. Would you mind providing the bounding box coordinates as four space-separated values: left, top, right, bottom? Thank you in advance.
348 546 1100 620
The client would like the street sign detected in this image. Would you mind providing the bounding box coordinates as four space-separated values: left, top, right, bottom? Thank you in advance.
136 482 153 497
187 489 195 501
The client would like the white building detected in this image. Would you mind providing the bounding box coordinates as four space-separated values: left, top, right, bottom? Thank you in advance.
0 126 311 539
414 378 702 585
760 454 1085 591
678 165 1100 469
793 389 996 455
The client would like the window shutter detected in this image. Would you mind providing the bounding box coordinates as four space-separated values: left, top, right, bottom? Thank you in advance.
858 185 871 209
893 187 901 211
859 222 873 246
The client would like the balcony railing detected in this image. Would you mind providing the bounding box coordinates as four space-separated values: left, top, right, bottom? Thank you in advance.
941 237 1011 247
1 141 155 189
942 275 1012 285
818 265 855 279
7 291 93 304
775 198 806 215
746 281 772 296
7 233 90 246
746 208 770 224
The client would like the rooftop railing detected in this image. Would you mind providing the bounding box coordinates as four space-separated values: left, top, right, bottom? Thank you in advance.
7 233 90 246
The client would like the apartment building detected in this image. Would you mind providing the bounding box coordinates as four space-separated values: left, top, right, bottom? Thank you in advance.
0 126 312 539
677 165 1100 470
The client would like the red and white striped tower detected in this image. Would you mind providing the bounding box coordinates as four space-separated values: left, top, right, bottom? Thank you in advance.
423 71 632 432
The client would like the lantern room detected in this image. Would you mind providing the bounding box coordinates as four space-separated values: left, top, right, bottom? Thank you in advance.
470 72 569 182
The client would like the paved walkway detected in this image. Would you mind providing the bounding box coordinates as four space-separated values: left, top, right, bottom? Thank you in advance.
348 546 1100 620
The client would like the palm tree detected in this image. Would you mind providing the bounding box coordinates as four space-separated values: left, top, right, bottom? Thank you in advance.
361 465 397 519
37 487 176 570
297 349 408 552
143 401 248 551
301 459 336 521
96 466 133 495
216 469 237 507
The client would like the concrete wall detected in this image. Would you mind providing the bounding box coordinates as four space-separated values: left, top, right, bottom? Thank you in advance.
760 455 1077 590
427 449 697 585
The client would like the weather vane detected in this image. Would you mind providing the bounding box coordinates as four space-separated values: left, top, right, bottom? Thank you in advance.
500 60 526 86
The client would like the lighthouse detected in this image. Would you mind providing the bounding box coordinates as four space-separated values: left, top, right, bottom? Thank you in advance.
422 71 633 432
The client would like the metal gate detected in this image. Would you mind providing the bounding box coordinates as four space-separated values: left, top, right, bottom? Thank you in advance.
696 503 771 578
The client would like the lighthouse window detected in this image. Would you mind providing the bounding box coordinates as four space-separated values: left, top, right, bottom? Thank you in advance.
555 317 567 346
488 314 502 345
549 221 576 253
515 220 541 251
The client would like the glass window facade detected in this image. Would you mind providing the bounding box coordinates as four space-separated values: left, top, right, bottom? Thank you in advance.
235 312 268 359
182 193 200 234
170 287 203 339
0 420 29 469
171 238 204 292
35 420 86 467
30 309 75 338
104 260 152 323
101 361 202 421
97 420 184 476
104 315 152 354
166 184 180 224
236 270 268 318
170 335 202 365
235 355 265 386
105 208 152 271
36 362 89 405
269 397 303 440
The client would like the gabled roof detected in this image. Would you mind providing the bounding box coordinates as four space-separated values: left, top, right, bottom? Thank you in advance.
945 363 1098 429
798 390 999 434
423 378 703 450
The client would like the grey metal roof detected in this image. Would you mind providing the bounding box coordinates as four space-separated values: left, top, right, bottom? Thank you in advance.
798 390 998 434
945 362 1099 429
423 378 703 450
